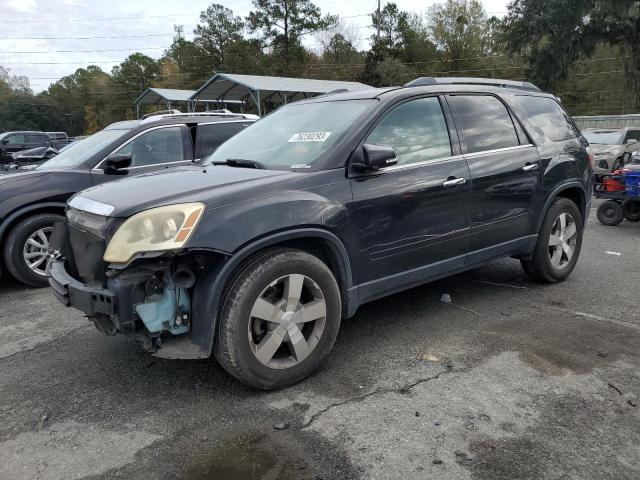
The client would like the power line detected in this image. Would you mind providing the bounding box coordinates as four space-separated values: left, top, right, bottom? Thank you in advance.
0 13 199 24
0 33 180 40
0 47 168 54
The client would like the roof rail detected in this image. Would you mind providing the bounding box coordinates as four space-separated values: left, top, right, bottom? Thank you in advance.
140 110 259 123
404 77 541 92
140 109 182 120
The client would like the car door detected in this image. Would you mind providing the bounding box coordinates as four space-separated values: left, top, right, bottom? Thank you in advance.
348 96 471 297
90 125 193 185
4 133 27 157
446 94 541 257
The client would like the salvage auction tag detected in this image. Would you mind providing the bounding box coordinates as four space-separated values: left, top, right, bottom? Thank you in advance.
288 132 331 142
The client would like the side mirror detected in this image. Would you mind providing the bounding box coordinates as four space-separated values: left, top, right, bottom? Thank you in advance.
102 154 132 175
627 139 638 145
351 144 398 172
1 139 8 145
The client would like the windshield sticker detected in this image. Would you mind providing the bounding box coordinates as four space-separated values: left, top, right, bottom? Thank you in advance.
288 132 331 143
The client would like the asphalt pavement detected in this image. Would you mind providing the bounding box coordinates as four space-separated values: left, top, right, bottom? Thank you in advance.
1 201 639 480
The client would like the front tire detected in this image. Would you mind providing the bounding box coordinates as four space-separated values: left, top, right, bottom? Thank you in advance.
3 213 63 287
214 248 341 389
521 198 583 283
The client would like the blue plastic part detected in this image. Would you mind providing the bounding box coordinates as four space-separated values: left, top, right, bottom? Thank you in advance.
135 277 190 335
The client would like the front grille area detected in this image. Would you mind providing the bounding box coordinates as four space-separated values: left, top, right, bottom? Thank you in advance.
67 220 108 286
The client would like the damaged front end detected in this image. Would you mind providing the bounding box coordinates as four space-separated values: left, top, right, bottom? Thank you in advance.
48 206 219 358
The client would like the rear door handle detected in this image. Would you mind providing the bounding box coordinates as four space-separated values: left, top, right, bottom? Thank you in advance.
443 177 466 187
522 163 539 172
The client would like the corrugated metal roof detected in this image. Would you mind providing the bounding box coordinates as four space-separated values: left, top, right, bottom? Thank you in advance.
191 73 370 103
134 88 196 105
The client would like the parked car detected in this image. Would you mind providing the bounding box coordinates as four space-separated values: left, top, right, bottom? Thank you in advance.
0 131 51 163
49 77 592 389
0 112 256 286
583 127 640 174
46 132 71 150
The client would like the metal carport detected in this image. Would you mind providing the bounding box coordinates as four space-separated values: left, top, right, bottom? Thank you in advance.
133 88 196 117
190 73 370 115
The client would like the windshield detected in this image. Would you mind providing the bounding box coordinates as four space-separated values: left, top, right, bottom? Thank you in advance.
36 128 131 170
204 100 373 169
583 130 623 145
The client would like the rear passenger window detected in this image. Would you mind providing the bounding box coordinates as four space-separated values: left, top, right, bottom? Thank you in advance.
448 95 520 153
366 97 452 166
196 122 249 159
515 96 580 143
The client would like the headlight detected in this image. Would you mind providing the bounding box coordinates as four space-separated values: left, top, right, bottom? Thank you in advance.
103 203 205 263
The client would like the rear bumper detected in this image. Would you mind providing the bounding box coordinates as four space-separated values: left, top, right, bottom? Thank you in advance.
48 259 116 316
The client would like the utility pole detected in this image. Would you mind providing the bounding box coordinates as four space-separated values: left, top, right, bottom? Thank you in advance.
376 0 381 43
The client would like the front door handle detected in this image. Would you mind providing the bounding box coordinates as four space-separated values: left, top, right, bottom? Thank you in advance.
522 163 539 172
443 177 466 187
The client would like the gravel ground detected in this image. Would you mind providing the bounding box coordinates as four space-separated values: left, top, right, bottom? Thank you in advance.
1 201 639 480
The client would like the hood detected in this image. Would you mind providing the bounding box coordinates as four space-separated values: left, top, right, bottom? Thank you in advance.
590 144 620 155
76 165 297 217
0 169 49 184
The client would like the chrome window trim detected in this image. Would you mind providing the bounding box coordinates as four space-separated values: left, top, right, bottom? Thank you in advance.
68 195 115 216
464 144 534 158
383 154 465 172
92 124 187 172
378 144 535 173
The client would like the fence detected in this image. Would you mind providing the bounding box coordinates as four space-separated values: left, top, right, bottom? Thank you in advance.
573 114 640 129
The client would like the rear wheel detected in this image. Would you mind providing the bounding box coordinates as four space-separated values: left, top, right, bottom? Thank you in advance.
214 248 341 389
622 199 640 222
521 198 583 283
597 200 624 226
3 213 63 287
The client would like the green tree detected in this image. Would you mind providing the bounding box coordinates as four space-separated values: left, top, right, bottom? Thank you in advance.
428 0 492 68
163 37 211 87
111 53 161 98
193 4 245 66
504 0 640 109
247 0 336 69
371 3 411 57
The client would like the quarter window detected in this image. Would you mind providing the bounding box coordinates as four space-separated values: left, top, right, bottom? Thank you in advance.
113 126 187 167
366 97 452 166
448 95 520 153
515 95 580 143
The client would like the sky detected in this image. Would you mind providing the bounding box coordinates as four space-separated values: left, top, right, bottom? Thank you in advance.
0 0 509 93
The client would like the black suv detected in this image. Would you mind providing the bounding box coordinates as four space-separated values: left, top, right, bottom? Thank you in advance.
49 78 592 389
0 131 51 163
0 112 256 286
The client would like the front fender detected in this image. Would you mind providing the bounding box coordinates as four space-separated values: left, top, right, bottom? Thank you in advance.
190 227 357 357
187 187 354 254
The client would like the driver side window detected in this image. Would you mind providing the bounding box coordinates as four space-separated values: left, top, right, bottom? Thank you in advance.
366 97 452 166
114 126 186 167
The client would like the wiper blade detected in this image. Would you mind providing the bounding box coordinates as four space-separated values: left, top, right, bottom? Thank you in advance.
212 158 267 169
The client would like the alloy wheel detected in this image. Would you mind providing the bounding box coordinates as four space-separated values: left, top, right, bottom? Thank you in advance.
247 273 327 369
22 227 53 277
548 212 577 269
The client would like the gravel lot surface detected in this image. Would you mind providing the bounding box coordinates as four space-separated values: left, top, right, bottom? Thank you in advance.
1 201 639 479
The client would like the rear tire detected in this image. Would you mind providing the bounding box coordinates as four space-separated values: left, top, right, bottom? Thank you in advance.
622 199 640 222
3 213 63 287
597 200 624 226
214 248 341 389
521 198 583 283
